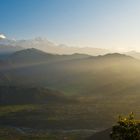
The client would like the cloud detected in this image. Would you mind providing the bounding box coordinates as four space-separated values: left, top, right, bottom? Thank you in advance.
0 34 6 40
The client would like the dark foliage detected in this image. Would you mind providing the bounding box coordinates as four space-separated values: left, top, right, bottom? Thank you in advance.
110 113 140 140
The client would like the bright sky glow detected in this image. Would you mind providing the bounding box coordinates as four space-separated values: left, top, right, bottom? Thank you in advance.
1 0 140 51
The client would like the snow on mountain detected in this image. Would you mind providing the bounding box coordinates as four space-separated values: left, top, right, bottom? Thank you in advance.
0 37 110 56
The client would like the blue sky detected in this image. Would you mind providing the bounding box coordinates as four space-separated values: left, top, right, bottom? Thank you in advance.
1 0 140 50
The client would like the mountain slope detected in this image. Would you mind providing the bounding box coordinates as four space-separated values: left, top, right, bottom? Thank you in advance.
125 51 140 59
0 44 23 58
5 48 91 66
7 48 58 65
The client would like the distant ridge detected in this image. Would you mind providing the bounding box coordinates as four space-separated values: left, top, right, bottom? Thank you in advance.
10 49 134 61
6 48 133 68
6 48 57 65
0 44 23 57
13 48 51 55
125 51 140 59
2 48 91 67
95 53 133 60
12 48 90 58
0 38 110 55
11 48 56 59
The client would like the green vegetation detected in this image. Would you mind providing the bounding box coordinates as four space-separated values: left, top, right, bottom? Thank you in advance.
110 113 140 140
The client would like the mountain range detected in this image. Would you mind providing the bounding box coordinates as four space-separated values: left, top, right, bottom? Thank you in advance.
0 48 139 97
1 38 140 60
0 48 137 95
0 38 110 56
1 44 140 139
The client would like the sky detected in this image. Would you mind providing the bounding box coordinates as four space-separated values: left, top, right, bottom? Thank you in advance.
1 0 140 51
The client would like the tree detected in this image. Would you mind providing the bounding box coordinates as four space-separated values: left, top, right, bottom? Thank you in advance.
110 112 140 140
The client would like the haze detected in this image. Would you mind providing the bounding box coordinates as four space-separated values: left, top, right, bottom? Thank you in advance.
2 1 140 139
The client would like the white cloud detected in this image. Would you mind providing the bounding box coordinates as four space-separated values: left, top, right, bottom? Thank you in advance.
0 34 6 39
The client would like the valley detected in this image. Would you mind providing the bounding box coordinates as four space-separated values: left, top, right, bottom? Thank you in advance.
0 48 140 139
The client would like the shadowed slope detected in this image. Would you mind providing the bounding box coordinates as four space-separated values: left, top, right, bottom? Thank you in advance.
87 129 111 140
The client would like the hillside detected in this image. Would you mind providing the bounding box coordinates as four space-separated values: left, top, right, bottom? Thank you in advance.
87 129 111 140
0 44 23 58
125 51 140 59
0 86 71 105
7 48 59 65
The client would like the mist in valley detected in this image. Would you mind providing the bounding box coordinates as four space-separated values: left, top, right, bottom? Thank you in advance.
1 0 140 140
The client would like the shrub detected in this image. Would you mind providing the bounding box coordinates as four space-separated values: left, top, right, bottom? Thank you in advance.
110 112 140 140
